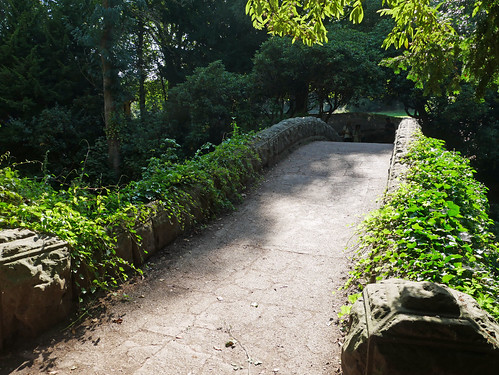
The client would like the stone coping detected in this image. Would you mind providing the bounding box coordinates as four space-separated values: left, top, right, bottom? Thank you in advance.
385 118 421 197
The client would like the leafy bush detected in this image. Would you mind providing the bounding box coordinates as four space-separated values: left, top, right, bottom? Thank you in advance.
0 103 104 180
343 133 499 320
423 86 499 198
124 127 260 215
0 156 140 299
166 61 258 155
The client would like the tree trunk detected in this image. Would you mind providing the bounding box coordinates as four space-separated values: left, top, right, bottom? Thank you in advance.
159 68 168 108
293 83 309 116
137 20 146 122
101 0 120 178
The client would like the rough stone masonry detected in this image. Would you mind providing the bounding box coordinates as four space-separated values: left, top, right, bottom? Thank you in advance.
341 279 499 374
0 228 72 351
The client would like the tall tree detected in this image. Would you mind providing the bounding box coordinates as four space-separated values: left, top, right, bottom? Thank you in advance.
79 0 136 178
0 0 104 171
142 0 266 86
100 0 121 176
251 23 385 120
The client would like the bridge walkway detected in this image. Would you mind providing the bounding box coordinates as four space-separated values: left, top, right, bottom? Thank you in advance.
4 141 393 375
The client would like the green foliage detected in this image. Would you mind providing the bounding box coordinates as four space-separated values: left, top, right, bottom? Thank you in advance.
343 133 499 320
167 61 258 154
0 105 103 179
465 1 499 94
379 0 461 94
423 86 499 181
251 24 387 119
246 0 499 96
0 0 102 122
0 154 141 299
141 0 266 86
124 128 260 215
308 24 386 116
246 0 364 44
0 0 106 178
0 130 261 300
251 37 311 118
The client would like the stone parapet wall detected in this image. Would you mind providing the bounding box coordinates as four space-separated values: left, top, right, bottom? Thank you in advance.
326 113 403 143
385 118 421 197
254 116 341 167
115 116 340 266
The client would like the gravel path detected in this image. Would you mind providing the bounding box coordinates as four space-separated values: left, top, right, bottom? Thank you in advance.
2 141 393 375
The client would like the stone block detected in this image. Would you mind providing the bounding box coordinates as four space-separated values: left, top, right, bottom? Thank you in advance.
151 208 182 251
115 230 135 265
131 220 156 265
0 229 72 351
342 278 499 375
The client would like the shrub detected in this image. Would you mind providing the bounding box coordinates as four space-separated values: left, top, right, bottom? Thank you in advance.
166 61 257 155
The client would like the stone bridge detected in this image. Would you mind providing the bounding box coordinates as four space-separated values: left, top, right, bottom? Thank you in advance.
1 116 496 374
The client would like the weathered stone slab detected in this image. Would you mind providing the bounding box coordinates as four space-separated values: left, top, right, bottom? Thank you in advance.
151 208 182 252
342 278 499 375
0 228 34 244
0 229 72 351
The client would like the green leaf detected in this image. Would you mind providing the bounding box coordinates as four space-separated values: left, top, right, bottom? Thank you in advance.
441 274 455 283
338 304 352 319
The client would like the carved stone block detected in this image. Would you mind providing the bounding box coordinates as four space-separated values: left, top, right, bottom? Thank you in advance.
342 278 499 375
0 229 72 350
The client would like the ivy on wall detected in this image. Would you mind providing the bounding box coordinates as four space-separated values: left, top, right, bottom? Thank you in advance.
342 132 499 320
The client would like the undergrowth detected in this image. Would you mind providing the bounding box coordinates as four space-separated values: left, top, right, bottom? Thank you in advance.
342 132 499 321
0 129 260 302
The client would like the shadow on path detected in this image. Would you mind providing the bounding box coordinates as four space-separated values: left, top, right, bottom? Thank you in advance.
1 141 393 375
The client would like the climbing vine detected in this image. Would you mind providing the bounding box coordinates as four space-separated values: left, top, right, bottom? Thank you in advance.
342 132 499 320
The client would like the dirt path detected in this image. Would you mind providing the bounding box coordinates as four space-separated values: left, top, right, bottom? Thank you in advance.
1 141 393 375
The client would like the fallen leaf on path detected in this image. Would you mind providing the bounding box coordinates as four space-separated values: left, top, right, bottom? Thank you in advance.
112 318 123 324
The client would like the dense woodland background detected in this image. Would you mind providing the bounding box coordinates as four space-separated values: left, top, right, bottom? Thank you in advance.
0 0 498 226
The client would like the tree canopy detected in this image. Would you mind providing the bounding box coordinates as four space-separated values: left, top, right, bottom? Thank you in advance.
246 0 499 94
0 0 497 195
